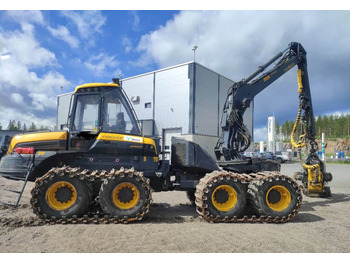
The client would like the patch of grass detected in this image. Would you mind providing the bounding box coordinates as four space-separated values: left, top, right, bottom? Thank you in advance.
324 160 350 165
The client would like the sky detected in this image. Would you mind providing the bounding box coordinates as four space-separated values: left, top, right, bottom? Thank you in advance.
0 6 350 141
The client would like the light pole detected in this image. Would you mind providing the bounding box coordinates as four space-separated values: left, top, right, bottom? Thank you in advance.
192 46 198 62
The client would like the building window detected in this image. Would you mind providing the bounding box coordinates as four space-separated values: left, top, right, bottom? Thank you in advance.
145 102 151 108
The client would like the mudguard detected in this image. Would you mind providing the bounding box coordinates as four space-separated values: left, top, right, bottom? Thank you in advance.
0 151 73 181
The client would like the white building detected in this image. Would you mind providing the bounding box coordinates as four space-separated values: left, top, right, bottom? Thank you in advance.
267 116 276 153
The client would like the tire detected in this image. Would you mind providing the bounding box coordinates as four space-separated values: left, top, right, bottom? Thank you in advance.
247 176 299 217
276 157 283 163
31 170 93 219
198 174 247 220
99 170 151 222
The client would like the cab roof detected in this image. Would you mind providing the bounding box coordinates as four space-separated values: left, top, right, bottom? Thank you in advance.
74 83 120 93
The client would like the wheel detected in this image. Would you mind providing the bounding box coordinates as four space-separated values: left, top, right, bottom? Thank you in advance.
247 175 300 218
31 169 93 219
196 173 247 221
186 189 196 206
99 169 152 222
276 157 283 163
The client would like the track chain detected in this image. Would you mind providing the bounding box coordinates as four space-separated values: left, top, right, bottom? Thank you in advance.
30 166 153 225
195 170 302 223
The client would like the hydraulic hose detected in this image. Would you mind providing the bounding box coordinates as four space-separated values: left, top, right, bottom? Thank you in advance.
291 108 307 149
291 69 308 149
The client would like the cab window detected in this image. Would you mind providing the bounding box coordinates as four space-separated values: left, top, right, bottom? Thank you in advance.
102 89 140 135
72 94 100 133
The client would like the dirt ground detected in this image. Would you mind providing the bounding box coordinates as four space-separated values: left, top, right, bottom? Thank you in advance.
0 162 349 253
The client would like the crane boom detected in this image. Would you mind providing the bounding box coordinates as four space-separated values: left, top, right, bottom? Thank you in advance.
215 42 307 160
215 42 332 197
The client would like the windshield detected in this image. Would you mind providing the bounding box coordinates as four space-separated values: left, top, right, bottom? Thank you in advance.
102 88 140 135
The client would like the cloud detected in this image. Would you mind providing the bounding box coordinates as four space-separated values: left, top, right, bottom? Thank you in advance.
47 25 80 48
0 23 70 128
130 11 140 31
4 10 44 25
122 36 133 53
135 10 350 137
84 53 120 77
254 127 267 143
10 93 24 104
61 10 106 46
1 23 56 69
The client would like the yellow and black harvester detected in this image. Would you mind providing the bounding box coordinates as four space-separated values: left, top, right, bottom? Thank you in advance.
0 42 332 224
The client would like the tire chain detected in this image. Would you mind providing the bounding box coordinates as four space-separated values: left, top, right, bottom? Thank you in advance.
195 170 302 223
30 166 153 225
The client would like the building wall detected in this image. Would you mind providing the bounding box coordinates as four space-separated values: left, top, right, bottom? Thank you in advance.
121 74 154 121
154 65 190 135
193 64 220 136
122 63 191 138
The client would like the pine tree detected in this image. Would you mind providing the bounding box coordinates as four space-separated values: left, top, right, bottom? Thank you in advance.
17 121 21 131
315 115 322 137
275 121 280 141
7 120 16 130
29 122 36 131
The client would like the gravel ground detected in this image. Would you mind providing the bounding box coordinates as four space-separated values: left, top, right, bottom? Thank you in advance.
0 162 349 253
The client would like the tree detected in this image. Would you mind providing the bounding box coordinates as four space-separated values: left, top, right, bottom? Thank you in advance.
17 121 21 131
281 113 350 140
29 122 37 131
329 115 334 137
315 115 322 137
275 120 282 141
7 120 16 130
348 114 350 137
322 115 329 137
23 123 27 132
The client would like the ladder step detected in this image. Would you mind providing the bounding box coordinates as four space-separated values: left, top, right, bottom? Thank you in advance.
0 157 35 208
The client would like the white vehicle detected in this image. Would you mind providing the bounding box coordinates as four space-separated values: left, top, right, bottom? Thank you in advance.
275 151 292 163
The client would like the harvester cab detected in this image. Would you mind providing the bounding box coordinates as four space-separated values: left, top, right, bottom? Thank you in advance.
69 81 140 138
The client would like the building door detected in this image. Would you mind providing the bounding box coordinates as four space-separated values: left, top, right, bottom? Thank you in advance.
162 128 182 162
